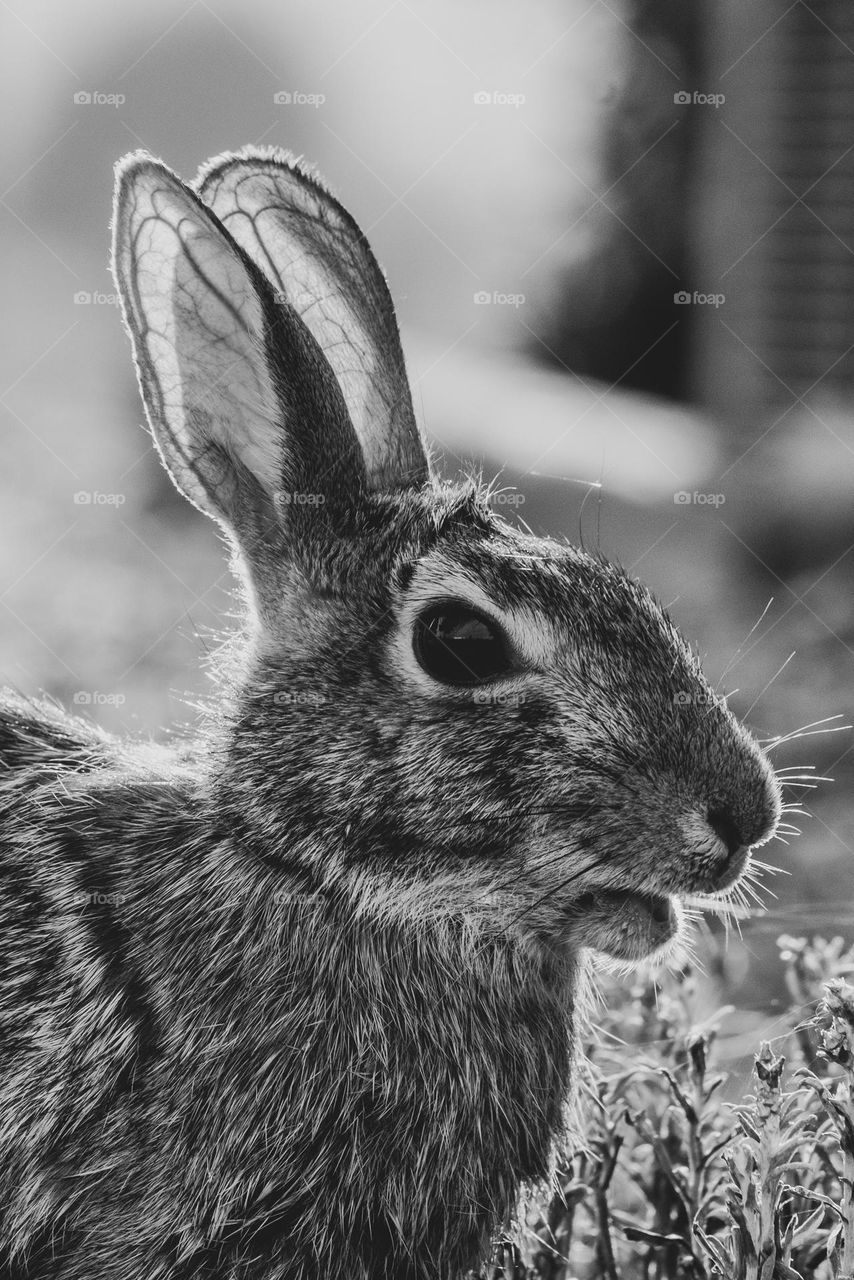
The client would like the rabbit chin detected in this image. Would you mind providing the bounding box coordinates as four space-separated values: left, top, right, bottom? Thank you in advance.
568 890 684 962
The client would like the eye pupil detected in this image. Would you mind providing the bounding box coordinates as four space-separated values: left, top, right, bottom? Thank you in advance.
413 603 509 685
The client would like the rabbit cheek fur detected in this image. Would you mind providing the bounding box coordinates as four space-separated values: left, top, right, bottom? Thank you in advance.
0 145 781 1280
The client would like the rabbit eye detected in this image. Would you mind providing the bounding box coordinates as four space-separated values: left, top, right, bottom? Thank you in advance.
413 602 511 686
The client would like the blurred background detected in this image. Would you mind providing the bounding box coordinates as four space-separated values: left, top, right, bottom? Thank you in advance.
1 0 852 1070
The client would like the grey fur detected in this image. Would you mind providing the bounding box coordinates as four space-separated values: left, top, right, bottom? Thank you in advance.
0 148 780 1279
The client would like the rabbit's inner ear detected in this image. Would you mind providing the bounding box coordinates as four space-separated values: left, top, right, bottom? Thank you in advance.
153 227 285 512
114 160 285 525
195 151 430 496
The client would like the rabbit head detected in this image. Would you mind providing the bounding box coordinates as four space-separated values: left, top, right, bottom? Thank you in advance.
112 147 780 967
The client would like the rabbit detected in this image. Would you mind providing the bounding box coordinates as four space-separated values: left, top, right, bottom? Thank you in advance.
0 145 781 1280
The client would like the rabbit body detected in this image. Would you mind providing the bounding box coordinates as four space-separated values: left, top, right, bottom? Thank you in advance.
0 147 781 1278
1 674 575 1280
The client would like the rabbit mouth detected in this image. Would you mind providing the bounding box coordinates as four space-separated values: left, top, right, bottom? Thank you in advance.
573 890 679 960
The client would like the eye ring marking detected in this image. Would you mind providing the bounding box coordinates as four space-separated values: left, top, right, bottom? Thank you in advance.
412 599 515 687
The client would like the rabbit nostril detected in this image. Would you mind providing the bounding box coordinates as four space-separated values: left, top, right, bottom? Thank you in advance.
707 806 744 859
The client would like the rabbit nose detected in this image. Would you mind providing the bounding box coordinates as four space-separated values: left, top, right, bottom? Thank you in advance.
706 806 744 859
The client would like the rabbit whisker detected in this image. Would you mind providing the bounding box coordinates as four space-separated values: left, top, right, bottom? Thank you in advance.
739 650 796 720
761 714 849 748
716 597 775 685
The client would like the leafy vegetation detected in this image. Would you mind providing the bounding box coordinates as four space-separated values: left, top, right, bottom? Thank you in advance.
476 936 854 1279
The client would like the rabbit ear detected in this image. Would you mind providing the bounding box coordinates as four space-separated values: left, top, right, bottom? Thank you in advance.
111 152 369 587
195 146 430 494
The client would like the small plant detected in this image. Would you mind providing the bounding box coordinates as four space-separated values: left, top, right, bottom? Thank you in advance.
482 936 854 1279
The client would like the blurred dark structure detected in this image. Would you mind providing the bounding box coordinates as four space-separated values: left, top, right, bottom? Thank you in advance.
536 0 854 596
689 0 854 586
540 2 854 435
692 0 854 426
534 1 705 400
